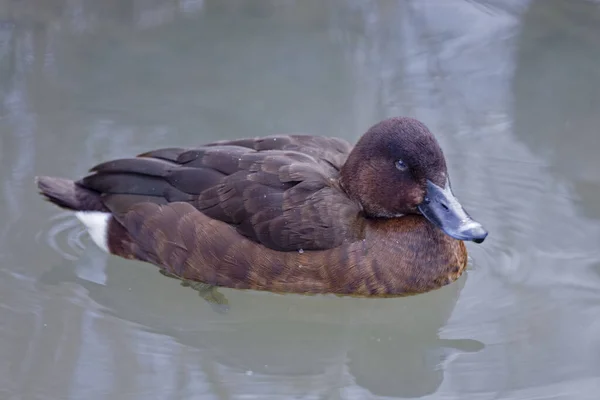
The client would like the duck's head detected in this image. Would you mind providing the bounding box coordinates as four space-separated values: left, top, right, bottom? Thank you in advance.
340 117 488 243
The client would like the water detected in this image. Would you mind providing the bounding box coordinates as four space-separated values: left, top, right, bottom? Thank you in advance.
1 1 600 399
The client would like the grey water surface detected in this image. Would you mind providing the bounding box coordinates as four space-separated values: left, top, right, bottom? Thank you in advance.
1 1 600 399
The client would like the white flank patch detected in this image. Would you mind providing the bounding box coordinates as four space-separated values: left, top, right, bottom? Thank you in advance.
75 211 111 253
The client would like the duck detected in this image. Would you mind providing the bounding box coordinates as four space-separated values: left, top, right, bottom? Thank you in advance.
36 117 487 298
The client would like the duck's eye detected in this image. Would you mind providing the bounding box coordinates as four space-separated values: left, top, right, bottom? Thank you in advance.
395 159 408 171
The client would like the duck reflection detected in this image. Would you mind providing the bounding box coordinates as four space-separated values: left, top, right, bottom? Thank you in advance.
40 245 482 398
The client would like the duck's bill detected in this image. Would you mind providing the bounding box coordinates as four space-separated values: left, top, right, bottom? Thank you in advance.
417 180 488 243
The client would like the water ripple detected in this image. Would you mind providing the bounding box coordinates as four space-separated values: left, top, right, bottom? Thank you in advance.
35 211 86 261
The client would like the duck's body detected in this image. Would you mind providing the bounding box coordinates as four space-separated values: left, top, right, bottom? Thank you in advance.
36 117 486 297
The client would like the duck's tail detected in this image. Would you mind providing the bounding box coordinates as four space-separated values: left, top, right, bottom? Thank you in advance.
36 176 114 252
35 176 107 212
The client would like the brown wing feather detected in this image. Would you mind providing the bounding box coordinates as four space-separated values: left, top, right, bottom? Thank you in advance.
78 135 362 252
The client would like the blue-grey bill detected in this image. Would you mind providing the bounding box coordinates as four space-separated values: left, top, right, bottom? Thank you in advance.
417 180 488 243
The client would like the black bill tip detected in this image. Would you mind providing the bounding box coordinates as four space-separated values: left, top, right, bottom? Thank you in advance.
456 221 488 243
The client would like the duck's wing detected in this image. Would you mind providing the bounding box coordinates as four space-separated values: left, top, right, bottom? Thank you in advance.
78 135 363 252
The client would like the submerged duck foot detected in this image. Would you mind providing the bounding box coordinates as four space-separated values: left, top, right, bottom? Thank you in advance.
187 281 231 314
158 269 230 313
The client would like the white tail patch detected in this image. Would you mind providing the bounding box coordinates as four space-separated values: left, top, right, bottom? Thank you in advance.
75 211 111 252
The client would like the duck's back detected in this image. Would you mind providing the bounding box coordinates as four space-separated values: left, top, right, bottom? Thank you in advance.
40 134 364 253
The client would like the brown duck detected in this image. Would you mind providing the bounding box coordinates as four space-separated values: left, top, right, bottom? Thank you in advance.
36 117 487 298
